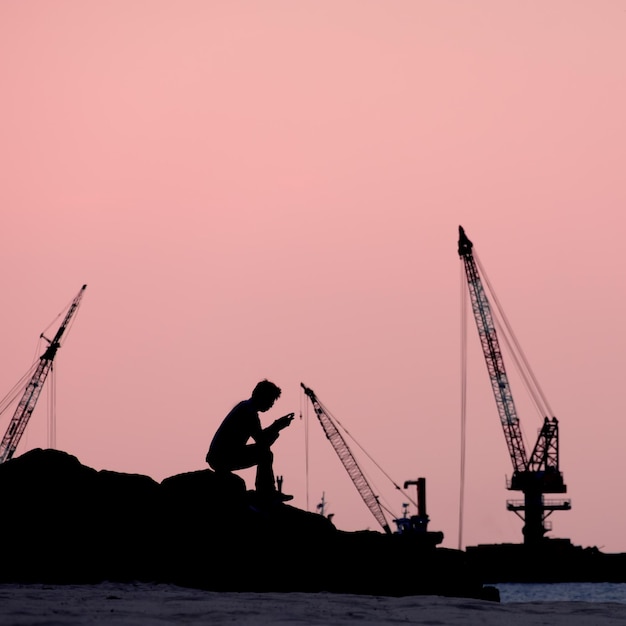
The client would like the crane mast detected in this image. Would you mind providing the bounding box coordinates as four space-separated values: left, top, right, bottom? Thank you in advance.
301 383 391 534
0 284 87 464
457 227 570 545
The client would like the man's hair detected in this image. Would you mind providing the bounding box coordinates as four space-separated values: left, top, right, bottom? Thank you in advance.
251 379 281 403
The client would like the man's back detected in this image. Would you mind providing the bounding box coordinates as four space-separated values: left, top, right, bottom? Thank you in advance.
207 399 261 465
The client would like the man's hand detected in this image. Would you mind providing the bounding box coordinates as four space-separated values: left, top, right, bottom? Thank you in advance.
274 413 295 431
260 413 295 445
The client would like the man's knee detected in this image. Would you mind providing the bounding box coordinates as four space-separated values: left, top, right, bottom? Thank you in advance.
207 453 231 473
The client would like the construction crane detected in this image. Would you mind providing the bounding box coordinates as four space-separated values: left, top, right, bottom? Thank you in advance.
457 227 570 545
300 382 392 534
0 284 87 464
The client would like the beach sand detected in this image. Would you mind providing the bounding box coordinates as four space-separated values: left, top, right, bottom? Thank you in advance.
1 582 626 625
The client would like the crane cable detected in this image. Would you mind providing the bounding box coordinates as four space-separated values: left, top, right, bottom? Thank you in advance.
41 290 84 450
0 361 39 418
459 264 468 551
476 253 554 421
39 290 82 340
305 390 418 519
1 291 82 422
317 393 418 510
301 391 310 512
47 363 56 449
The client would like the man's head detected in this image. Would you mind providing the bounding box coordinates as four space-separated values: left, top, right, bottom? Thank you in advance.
251 379 281 412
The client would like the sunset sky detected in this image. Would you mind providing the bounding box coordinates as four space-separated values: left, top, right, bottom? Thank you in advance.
2 1 625 553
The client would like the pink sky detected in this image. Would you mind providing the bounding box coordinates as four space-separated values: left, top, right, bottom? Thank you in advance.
1 1 625 552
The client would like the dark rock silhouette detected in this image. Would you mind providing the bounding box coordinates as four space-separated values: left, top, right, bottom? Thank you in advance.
0 448 495 600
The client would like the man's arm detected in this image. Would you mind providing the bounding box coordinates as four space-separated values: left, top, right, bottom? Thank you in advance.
274 413 295 429
258 413 295 446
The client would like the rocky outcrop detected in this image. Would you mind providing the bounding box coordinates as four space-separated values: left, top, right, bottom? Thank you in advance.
0 449 496 600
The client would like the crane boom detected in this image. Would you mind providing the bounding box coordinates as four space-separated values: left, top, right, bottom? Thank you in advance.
458 227 528 472
0 284 87 464
457 227 569 545
301 383 391 534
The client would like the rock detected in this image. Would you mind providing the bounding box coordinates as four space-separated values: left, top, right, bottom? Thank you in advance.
0 448 494 600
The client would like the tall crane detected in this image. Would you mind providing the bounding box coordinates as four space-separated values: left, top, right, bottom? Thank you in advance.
0 284 87 464
300 383 392 534
457 227 570 545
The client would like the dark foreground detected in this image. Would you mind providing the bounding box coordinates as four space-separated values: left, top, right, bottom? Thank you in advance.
4 582 626 626
0 449 494 601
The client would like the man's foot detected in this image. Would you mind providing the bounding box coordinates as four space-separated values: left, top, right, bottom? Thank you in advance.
274 492 294 502
255 490 294 504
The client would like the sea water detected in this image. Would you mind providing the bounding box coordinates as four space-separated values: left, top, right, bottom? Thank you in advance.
494 582 626 604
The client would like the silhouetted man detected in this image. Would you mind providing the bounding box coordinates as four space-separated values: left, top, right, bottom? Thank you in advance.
206 379 294 503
